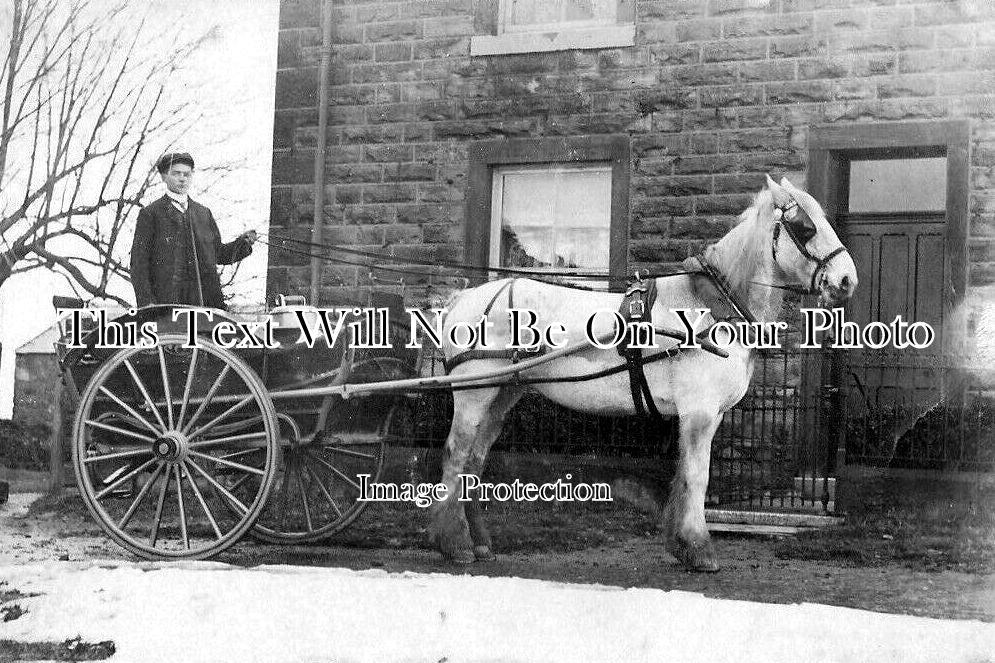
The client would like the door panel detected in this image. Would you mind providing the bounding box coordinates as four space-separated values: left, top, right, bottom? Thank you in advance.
839 212 947 465
846 233 875 328
878 234 909 324
844 213 945 354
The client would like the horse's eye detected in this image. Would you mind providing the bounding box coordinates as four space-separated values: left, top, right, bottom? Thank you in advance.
788 219 817 246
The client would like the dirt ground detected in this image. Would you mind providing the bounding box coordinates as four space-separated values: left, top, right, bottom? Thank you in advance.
2 489 993 625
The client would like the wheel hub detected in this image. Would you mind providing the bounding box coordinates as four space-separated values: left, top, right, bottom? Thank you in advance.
152 432 189 462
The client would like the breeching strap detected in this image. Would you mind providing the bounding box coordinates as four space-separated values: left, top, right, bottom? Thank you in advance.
445 278 553 373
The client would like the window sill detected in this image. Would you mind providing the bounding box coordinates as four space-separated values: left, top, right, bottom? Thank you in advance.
470 24 634 56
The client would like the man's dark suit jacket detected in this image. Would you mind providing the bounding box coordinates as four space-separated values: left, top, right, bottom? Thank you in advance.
130 195 252 310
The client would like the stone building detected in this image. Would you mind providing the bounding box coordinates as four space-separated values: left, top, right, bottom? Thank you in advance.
11 325 60 429
269 0 995 490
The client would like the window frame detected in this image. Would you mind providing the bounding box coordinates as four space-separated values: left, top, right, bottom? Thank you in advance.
466 136 630 289
471 0 635 56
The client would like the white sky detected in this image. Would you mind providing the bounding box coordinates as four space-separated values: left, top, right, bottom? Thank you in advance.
0 0 280 417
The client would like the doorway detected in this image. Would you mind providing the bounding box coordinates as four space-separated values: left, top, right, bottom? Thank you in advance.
808 121 969 471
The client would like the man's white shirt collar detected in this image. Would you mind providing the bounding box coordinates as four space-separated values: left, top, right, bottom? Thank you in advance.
165 190 189 212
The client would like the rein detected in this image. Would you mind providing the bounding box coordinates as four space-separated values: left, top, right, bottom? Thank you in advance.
263 233 614 281
261 233 707 292
265 197 850 302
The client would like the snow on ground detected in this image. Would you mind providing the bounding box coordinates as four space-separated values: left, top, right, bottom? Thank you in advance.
0 562 993 663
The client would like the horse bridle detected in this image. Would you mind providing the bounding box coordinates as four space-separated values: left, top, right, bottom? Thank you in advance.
771 201 850 295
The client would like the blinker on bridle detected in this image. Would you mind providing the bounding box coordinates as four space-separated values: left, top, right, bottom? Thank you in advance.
772 201 850 295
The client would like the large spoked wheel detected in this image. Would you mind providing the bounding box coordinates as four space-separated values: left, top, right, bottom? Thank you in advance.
248 358 415 544
72 334 279 560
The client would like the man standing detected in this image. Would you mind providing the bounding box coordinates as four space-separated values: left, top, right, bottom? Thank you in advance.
130 152 257 310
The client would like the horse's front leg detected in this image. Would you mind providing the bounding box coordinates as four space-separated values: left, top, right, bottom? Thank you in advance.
663 409 722 572
429 386 510 564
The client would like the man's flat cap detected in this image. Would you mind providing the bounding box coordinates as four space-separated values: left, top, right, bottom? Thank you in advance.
156 152 195 174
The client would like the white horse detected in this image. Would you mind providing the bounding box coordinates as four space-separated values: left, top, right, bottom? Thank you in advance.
431 176 857 571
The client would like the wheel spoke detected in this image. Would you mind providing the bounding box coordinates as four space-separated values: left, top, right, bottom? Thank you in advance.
177 347 199 430
82 446 153 464
84 419 156 444
98 386 162 436
306 451 362 492
218 448 263 462
293 461 314 532
175 465 189 550
95 458 157 500
157 346 175 430
205 415 263 438
323 433 387 445
118 463 167 529
227 473 252 494
149 467 170 547
322 445 375 461
189 450 265 476
124 359 167 431
277 453 294 525
188 432 268 449
186 395 254 441
181 365 231 436
187 458 250 515
301 457 343 518
181 461 223 540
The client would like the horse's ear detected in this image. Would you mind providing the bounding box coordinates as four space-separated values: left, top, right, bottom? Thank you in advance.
780 176 797 192
766 174 790 206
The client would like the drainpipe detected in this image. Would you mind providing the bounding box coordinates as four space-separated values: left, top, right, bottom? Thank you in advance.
310 0 333 306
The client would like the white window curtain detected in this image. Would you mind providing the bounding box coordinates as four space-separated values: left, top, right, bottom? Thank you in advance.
490 164 611 272
500 0 617 34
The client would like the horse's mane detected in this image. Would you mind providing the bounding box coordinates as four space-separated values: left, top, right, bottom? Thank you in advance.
711 188 774 299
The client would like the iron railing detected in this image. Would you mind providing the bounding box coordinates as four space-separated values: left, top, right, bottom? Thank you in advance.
396 347 995 515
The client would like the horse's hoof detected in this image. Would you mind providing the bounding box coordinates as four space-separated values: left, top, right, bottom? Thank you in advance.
428 514 475 564
433 537 476 565
444 549 476 564
473 545 496 561
689 557 720 573
671 538 720 573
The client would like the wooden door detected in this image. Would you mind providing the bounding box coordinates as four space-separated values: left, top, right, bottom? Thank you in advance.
838 212 950 466
843 211 946 358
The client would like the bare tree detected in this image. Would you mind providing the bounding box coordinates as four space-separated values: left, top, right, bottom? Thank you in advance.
0 0 215 305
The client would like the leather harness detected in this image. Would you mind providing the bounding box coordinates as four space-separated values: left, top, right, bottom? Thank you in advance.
443 279 548 373
443 201 852 421
617 275 664 421
443 269 718 423
772 201 850 295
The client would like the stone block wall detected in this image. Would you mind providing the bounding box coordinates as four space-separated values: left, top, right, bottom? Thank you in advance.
271 0 995 313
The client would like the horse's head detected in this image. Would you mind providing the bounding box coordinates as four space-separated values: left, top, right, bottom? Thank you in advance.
765 175 857 307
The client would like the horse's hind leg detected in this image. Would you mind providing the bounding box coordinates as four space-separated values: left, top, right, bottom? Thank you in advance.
430 385 518 563
663 409 723 572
